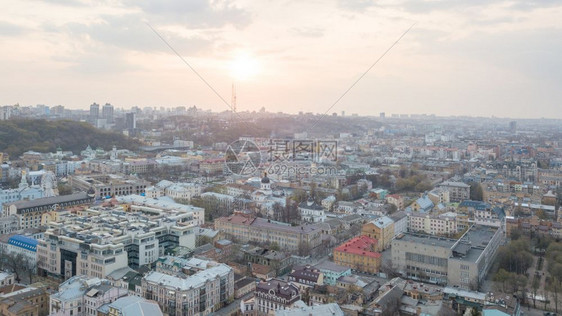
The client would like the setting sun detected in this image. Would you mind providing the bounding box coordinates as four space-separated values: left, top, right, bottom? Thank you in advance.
229 53 260 81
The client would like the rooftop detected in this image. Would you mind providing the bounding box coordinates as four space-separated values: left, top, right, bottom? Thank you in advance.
334 235 381 258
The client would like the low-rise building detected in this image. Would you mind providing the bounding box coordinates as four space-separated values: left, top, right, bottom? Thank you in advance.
2 192 94 230
314 261 351 286
97 295 163 316
49 275 128 316
255 279 300 315
362 216 395 251
391 225 503 289
215 212 322 252
142 264 234 316
333 236 381 274
288 265 323 290
439 181 470 202
408 212 458 236
0 286 49 316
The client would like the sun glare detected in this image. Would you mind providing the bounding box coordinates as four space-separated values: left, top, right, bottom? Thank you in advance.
230 53 260 81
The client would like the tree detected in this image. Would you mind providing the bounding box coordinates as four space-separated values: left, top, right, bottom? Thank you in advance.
469 182 483 201
57 183 73 195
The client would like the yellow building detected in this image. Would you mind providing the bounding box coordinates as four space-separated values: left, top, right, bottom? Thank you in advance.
333 236 381 274
361 216 394 251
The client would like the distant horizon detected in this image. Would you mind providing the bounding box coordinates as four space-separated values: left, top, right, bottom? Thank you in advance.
2 1 562 120
5 101 562 121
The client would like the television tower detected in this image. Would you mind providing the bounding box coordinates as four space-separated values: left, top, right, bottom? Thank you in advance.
231 82 237 123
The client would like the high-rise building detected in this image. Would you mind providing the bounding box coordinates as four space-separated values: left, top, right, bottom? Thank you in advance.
102 103 114 124
380 112 385 119
125 112 136 135
509 121 517 133
89 102 99 123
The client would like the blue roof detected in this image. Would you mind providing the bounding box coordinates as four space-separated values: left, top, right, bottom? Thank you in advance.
416 196 434 212
8 235 38 252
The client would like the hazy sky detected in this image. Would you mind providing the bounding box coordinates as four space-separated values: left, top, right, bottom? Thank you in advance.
2 0 562 118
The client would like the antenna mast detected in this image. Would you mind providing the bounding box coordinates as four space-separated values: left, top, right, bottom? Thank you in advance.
231 82 237 123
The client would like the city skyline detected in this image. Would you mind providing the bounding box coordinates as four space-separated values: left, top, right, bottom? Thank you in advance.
1 0 562 118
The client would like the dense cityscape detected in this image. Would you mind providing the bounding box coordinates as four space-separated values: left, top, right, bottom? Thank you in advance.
2 0 562 315
0 103 561 316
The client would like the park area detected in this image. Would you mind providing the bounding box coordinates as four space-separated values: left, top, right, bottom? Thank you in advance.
489 229 562 314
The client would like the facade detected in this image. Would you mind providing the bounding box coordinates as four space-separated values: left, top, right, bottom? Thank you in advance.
1 235 37 269
389 211 408 237
49 275 128 316
428 188 450 205
386 194 404 210
37 206 196 278
145 180 201 201
0 286 49 316
255 279 300 316
313 261 351 286
439 181 470 202
391 225 503 289
142 264 234 316
333 236 381 274
298 198 326 223
69 174 150 199
408 212 458 236
0 173 44 211
214 213 322 252
2 192 94 230
0 272 14 286
287 265 324 290
361 216 394 251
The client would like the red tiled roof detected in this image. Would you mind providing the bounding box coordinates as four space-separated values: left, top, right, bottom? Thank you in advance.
334 235 381 258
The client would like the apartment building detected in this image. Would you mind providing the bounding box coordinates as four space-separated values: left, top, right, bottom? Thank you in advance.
255 279 300 316
142 264 234 316
288 265 324 290
214 212 322 252
0 286 49 316
49 275 128 316
391 225 503 289
361 216 394 251
408 212 458 236
333 235 381 274
438 181 470 202
37 206 196 278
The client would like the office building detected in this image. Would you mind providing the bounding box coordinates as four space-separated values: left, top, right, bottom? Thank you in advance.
90 102 100 124
37 205 196 278
391 225 503 289
102 103 114 124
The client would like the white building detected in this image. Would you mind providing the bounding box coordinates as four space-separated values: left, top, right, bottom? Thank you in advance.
142 264 234 316
408 211 458 236
49 275 128 316
298 198 326 223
